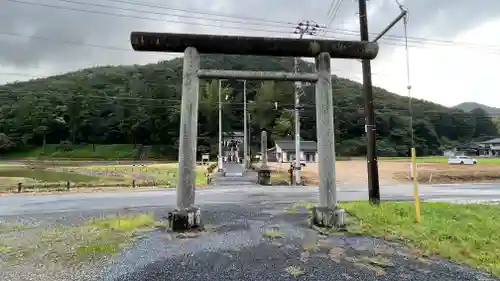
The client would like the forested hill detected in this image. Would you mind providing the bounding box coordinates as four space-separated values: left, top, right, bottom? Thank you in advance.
454 102 500 116
0 55 497 158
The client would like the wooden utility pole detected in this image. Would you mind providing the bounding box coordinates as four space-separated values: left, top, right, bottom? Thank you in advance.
358 0 380 205
218 79 224 172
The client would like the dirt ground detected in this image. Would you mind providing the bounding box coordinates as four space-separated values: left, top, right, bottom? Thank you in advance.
268 160 500 185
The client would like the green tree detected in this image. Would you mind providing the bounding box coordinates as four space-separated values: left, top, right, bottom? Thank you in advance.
272 111 293 139
493 116 500 133
471 108 498 137
0 133 14 152
0 55 486 157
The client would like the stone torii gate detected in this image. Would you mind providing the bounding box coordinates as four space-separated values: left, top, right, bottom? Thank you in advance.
130 32 379 231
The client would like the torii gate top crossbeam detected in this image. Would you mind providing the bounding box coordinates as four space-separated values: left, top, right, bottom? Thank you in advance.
130 32 379 60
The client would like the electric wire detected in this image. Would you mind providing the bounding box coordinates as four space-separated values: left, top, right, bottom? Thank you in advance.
322 0 344 36
4 0 500 53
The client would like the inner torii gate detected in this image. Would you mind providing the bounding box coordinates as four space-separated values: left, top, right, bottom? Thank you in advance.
130 32 379 231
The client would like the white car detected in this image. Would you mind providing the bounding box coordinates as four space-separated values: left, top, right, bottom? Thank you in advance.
447 156 477 165
290 158 307 167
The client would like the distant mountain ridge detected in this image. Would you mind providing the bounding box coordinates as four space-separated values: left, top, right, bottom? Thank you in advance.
454 102 500 116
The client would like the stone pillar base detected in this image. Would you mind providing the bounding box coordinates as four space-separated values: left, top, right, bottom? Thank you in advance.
258 168 271 185
311 206 345 230
168 207 201 232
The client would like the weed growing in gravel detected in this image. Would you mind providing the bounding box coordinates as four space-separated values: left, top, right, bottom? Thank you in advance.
285 265 305 277
290 202 316 212
1 213 167 266
72 213 157 260
0 244 12 254
11 224 26 231
76 240 121 257
88 213 155 231
263 229 283 238
0 223 28 234
153 220 170 229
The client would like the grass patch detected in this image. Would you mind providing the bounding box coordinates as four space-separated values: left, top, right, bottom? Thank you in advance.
285 201 316 217
71 213 164 260
262 229 283 238
271 170 290 185
11 224 26 231
0 213 165 265
73 163 206 187
340 201 500 276
0 163 208 191
153 220 170 229
1 144 164 160
0 244 12 254
291 202 316 211
89 213 155 231
0 223 28 234
0 168 98 183
40 213 159 263
75 241 120 257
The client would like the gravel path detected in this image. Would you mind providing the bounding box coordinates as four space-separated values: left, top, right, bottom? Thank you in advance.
1 197 498 281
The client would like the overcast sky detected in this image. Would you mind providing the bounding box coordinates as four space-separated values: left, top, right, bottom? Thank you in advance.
1 0 500 108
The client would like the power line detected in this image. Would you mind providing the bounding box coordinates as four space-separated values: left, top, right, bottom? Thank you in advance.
21 0 497 51
33 0 297 30
6 0 500 53
323 0 344 36
97 0 301 28
0 27 493 60
326 0 339 18
324 28 500 52
86 0 500 51
5 0 292 35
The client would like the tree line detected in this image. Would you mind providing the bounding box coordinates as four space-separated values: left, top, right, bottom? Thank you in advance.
0 55 497 158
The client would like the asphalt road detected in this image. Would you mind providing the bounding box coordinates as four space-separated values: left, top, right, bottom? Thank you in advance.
1 181 500 216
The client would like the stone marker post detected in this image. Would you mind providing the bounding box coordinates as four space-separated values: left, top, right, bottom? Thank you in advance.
261 130 268 168
258 130 271 185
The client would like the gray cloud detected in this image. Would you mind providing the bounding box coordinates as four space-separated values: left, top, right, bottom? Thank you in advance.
0 0 499 79
386 0 500 39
